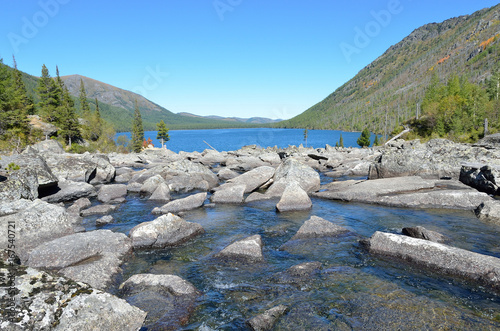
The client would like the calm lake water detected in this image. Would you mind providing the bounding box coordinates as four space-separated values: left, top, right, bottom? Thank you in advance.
116 128 377 152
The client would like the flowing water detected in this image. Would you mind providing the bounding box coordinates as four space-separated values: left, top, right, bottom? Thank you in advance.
82 183 500 329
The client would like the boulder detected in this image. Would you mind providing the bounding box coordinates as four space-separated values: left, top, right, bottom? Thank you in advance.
220 166 275 193
66 197 92 216
0 266 146 330
266 158 320 196
402 226 447 243
314 177 492 210
473 133 500 149
366 231 500 292
0 199 76 262
120 274 200 330
216 235 264 263
459 163 500 195
151 192 207 215
27 230 132 290
149 182 171 202
160 159 218 192
259 152 282 165
291 216 349 240
211 184 246 204
369 139 500 180
44 153 116 184
96 215 114 226
247 305 289 331
276 181 312 212
271 262 323 285
108 152 148 167
140 174 166 194
31 139 65 154
80 204 119 216
129 213 204 249
42 180 96 203
217 167 239 180
0 167 39 201
475 200 500 224
97 184 128 203
27 114 58 137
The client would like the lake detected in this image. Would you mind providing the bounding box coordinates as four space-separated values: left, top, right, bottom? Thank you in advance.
116 128 377 153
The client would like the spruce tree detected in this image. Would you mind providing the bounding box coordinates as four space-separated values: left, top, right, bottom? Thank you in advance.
339 133 344 148
357 128 371 148
374 135 380 146
37 64 60 123
79 78 91 118
8 57 31 140
55 67 81 145
131 99 144 153
303 128 308 147
156 120 170 148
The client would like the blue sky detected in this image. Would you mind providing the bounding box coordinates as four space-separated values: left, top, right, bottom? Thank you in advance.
1 1 499 120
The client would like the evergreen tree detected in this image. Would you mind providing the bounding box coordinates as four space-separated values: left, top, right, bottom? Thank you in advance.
131 99 144 153
79 78 91 118
357 128 371 148
339 133 344 148
373 135 380 146
7 57 31 140
0 59 10 136
55 67 81 145
487 69 500 101
303 128 308 147
37 64 60 123
156 120 170 148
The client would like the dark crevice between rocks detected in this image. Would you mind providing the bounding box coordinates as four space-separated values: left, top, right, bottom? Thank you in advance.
38 183 60 199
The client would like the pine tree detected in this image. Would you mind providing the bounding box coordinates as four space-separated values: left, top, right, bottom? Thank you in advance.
0 59 10 136
374 135 380 146
357 128 371 148
79 78 91 118
339 133 344 148
37 64 60 123
156 120 170 148
303 128 308 147
55 67 81 145
131 99 144 153
8 57 31 140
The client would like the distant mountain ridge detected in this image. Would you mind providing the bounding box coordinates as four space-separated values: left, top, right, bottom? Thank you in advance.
276 4 500 133
177 112 282 124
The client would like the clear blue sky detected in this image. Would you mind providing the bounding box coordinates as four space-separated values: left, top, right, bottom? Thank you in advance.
1 0 499 120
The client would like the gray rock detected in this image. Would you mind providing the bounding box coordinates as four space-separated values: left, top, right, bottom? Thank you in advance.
216 235 264 263
259 152 282 165
149 182 171 202
80 204 119 216
31 139 65 154
28 114 58 137
108 152 148 166
66 197 92 216
119 273 200 330
217 167 240 180
45 153 116 184
220 165 275 193
226 155 268 171
369 139 500 180
42 180 96 203
0 199 76 262
314 177 491 210
27 230 132 290
402 226 447 243
247 305 289 331
367 231 500 291
473 133 500 149
459 163 500 195
0 167 39 201
129 213 204 248
276 181 312 212
246 191 276 203
211 184 246 204
97 184 127 203
271 262 323 285
96 215 114 226
475 200 500 224
152 192 207 215
140 174 166 194
266 158 320 196
0 267 146 331
291 216 349 240
161 159 218 191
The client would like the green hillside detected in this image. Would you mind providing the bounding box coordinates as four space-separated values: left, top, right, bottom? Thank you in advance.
276 4 500 136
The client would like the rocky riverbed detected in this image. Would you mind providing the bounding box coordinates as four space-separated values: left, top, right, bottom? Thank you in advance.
2 136 500 329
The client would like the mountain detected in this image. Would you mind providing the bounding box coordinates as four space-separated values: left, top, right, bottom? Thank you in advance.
61 75 257 131
276 4 500 134
177 112 282 124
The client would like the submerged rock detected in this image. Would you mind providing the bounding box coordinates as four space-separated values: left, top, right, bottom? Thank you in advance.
120 273 200 330
402 226 447 243
247 305 289 331
291 216 349 240
475 200 500 224
271 262 323 286
151 192 207 215
129 213 204 249
216 235 264 263
366 231 500 292
80 204 119 216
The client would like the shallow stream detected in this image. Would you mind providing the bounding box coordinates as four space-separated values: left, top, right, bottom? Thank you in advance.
81 174 500 330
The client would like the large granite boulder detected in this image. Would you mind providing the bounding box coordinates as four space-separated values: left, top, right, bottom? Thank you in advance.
31 139 65 154
211 184 246 204
218 166 275 193
120 273 200 330
27 230 132 290
97 184 128 203
0 266 146 330
42 180 96 203
473 133 500 149
215 235 264 263
369 139 500 180
276 181 312 212
366 231 500 292
140 174 167 194
291 216 349 240
160 159 218 192
475 200 500 224
44 152 116 184
149 182 171 202
0 199 76 262
152 192 207 215
129 213 204 249
266 158 320 196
